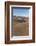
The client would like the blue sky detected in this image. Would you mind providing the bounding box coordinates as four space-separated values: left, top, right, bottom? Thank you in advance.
12 8 29 17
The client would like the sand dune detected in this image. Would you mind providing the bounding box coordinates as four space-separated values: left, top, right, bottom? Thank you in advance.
12 16 29 36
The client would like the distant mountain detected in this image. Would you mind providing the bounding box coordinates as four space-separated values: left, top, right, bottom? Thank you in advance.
13 16 29 22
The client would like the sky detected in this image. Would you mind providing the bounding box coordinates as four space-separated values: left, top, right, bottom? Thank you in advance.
12 8 30 17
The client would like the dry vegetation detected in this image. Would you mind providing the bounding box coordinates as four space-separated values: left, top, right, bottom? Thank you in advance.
13 16 29 36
